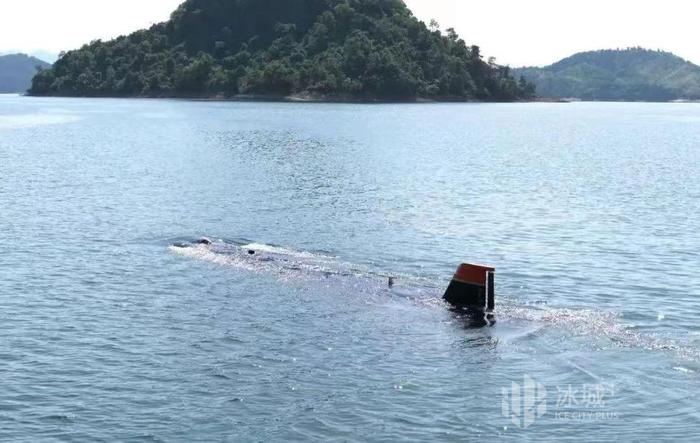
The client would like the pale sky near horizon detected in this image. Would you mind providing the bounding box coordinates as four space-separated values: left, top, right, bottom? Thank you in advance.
1 0 698 66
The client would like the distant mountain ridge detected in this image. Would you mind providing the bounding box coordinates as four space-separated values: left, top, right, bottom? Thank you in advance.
514 48 700 101
0 53 51 93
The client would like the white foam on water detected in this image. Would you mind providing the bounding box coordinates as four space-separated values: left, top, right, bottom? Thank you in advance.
169 244 258 272
499 303 700 361
241 242 318 258
170 241 346 285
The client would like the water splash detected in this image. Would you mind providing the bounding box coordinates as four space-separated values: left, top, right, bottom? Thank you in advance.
499 304 700 361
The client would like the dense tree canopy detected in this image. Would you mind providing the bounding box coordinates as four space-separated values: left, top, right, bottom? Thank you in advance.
30 0 534 101
514 48 700 101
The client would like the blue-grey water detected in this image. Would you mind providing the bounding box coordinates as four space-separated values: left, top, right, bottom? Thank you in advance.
1 94 700 441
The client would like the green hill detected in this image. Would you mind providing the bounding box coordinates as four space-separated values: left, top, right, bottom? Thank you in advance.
0 54 51 93
29 0 533 101
514 48 700 101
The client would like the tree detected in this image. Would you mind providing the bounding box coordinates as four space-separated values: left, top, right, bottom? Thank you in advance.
175 53 214 93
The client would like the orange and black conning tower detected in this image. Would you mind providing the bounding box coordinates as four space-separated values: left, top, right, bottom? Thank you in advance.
443 263 495 312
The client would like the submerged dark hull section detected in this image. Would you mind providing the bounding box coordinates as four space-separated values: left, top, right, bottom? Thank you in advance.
444 279 488 309
172 239 497 326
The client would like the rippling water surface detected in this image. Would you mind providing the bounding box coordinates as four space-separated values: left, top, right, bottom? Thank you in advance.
1 95 700 441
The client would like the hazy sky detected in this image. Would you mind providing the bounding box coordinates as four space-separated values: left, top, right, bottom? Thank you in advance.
1 0 699 66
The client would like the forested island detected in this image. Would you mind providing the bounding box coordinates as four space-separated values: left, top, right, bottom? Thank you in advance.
514 48 700 101
29 0 534 101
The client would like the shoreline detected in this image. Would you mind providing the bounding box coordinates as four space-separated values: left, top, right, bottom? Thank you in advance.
18 93 700 104
24 91 539 104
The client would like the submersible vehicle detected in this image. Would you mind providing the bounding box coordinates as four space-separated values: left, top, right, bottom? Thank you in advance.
174 238 496 326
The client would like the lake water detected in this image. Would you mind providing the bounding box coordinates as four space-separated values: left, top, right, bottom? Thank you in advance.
1 94 699 441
